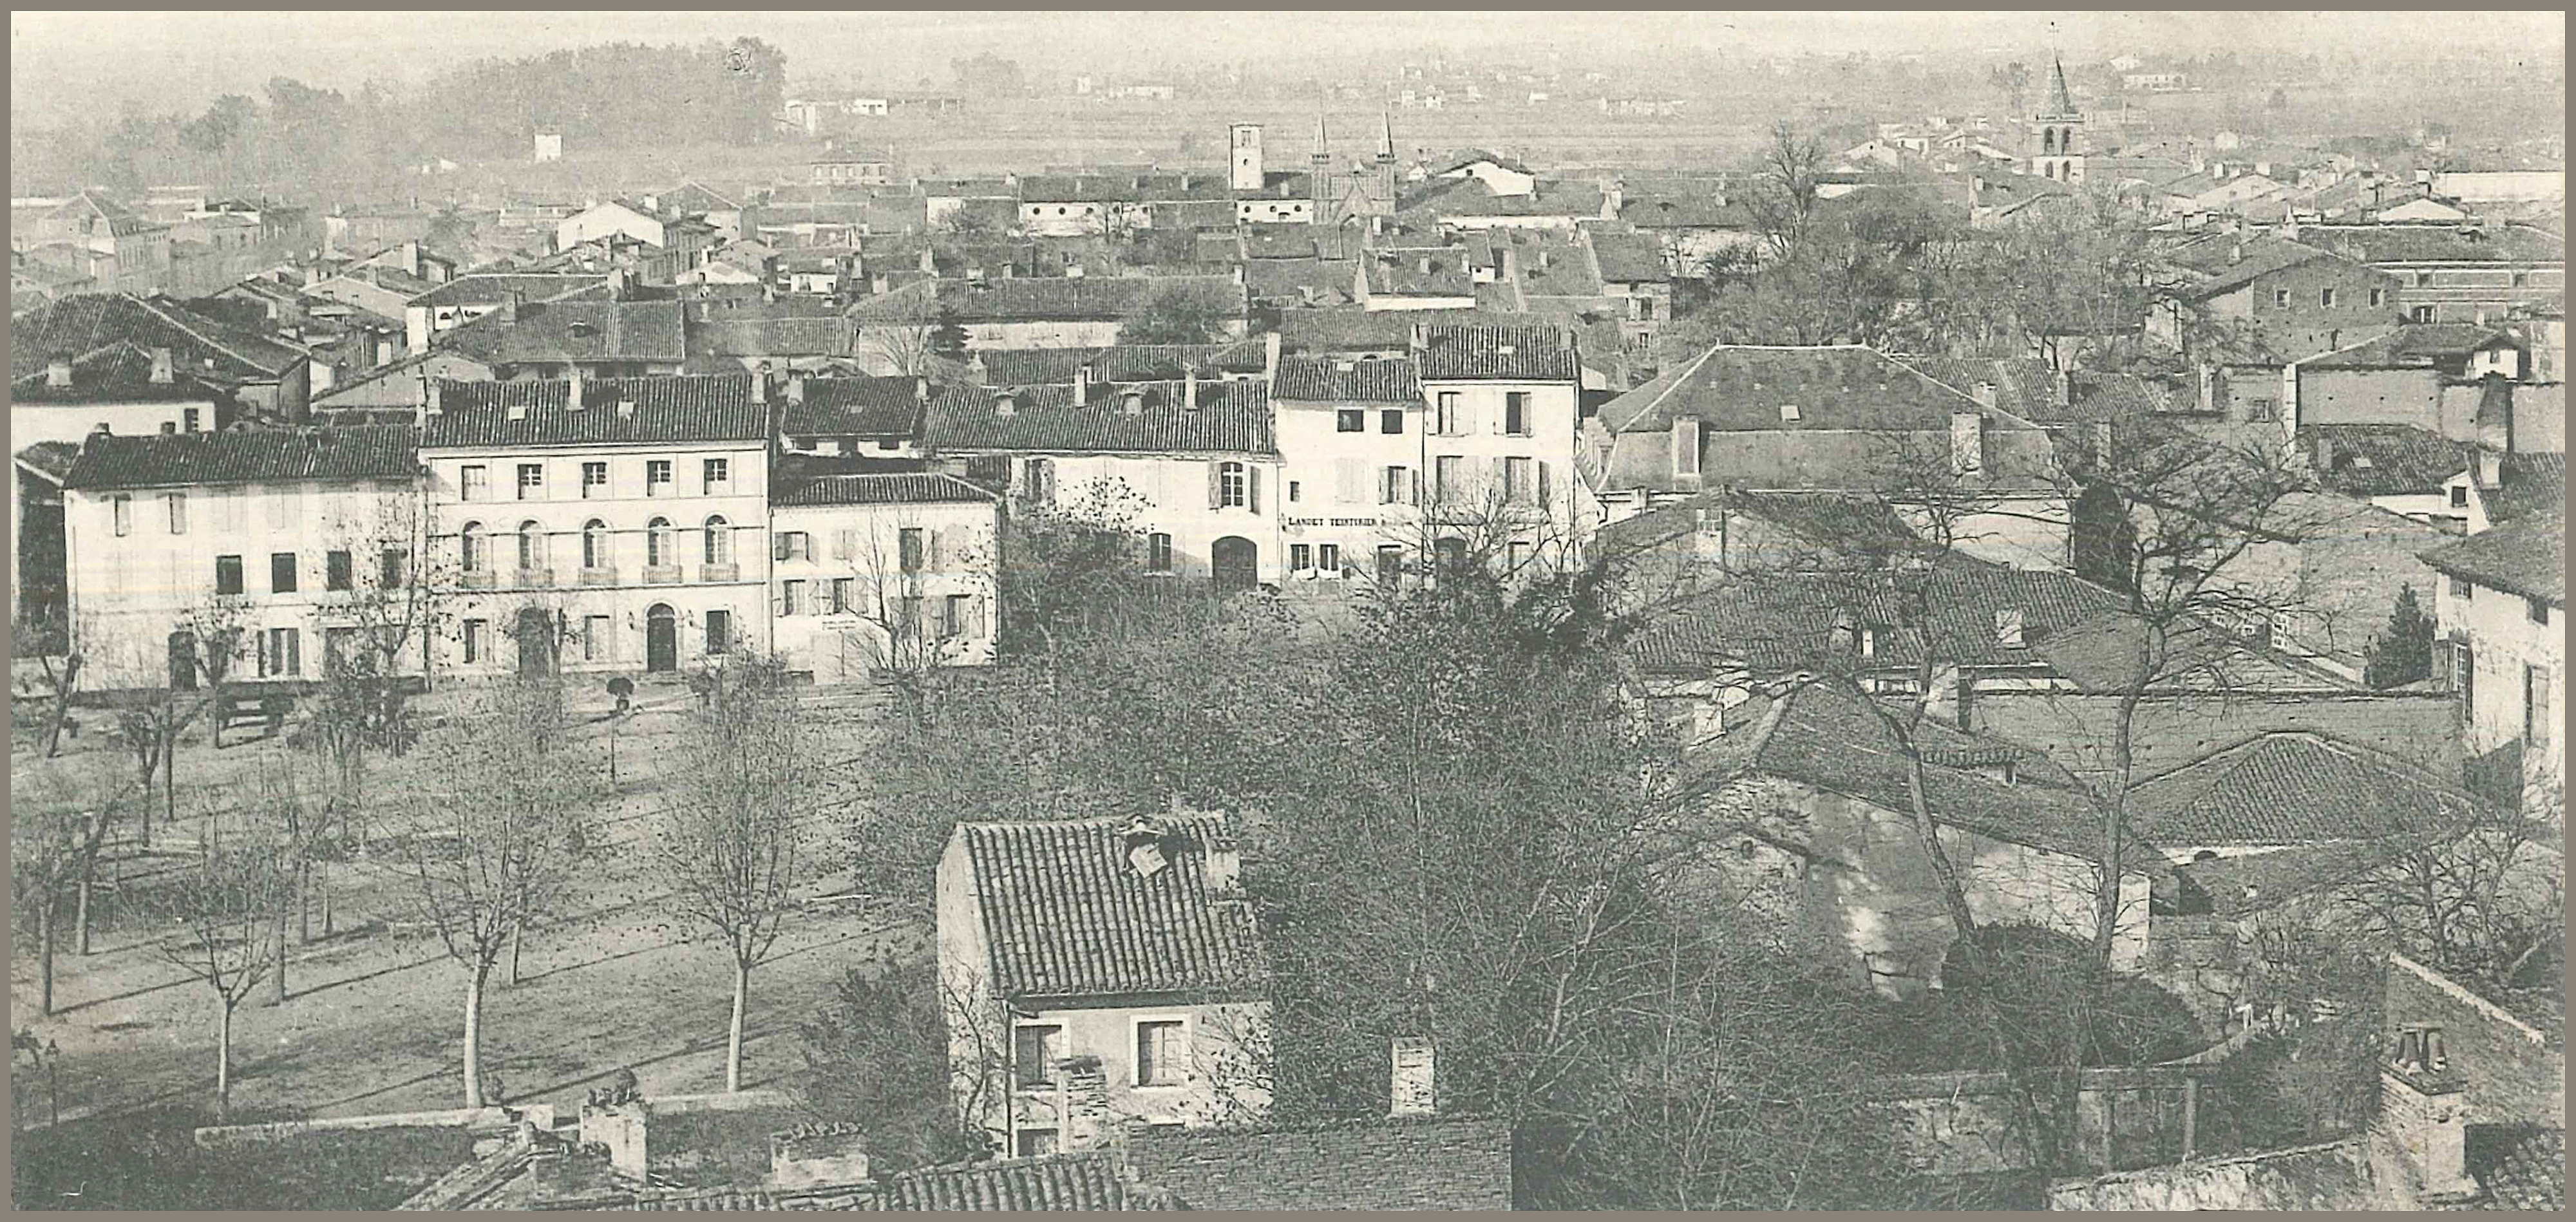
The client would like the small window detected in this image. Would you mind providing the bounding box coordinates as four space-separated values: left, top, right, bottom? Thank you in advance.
113 494 132 538
518 521 546 572
270 552 298 594
646 460 672 496
2530 597 2551 625
1383 465 1411 505
705 608 733 654
1148 532 1173 573
215 554 244 596
2512 272 2529 288
1504 455 1535 504
165 492 188 535
1136 1020 1188 1087
2320 287 2338 308
326 550 354 591
1016 1129 1058 1158
1287 480 1302 503
516 462 544 499
831 576 854 614
1381 409 1404 434
1015 1024 1063 1088
582 461 609 498
705 516 732 565
461 465 490 501
647 517 673 567
899 527 925 573
1505 391 1531 436
583 520 609 569
2370 288 2387 308
1291 543 1312 572
943 594 970 638
182 406 201 432
1318 543 1340 574
1218 462 1248 509
2411 305 2436 323
703 457 731 493
2449 485 2470 509
462 618 488 664
1336 409 1365 432
460 522 488 572
2452 576 2474 601
782 579 808 617
2271 288 2291 308
380 548 408 587
1435 391 1461 435
583 615 612 663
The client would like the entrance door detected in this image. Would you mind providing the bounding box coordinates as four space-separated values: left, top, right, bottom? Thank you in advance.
169 631 198 690
1211 536 1258 592
645 604 677 673
1433 536 1470 583
516 607 556 678
1375 545 1403 588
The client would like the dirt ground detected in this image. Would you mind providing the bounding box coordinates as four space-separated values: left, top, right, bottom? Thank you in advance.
10 679 925 1129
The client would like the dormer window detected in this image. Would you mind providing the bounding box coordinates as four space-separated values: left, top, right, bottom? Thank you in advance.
1779 404 1801 422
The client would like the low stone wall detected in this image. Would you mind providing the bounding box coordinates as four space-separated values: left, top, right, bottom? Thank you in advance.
1871 1065 2210 1177
194 1103 554 1148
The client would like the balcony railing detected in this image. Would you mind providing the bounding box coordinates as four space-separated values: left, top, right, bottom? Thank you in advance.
578 567 620 588
459 570 497 590
642 565 683 585
515 568 556 588
701 563 740 583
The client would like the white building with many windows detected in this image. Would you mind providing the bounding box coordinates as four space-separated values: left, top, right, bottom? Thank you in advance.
1414 323 1587 572
1269 354 1426 588
768 468 1001 682
421 374 774 679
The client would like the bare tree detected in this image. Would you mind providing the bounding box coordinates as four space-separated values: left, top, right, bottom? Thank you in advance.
12 758 131 1015
151 836 292 1122
660 650 811 1093
171 594 253 751
396 681 589 1107
1746 120 1827 256
20 605 88 758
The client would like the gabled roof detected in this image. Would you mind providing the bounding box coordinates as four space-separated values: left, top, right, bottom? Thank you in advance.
409 273 612 308
848 276 1247 325
421 376 769 449
1496 228 1606 297
63 424 420 491
2301 323 2521 369
1272 354 1422 404
923 379 1275 456
780 375 924 438
1598 344 2038 436
445 300 687 366
1405 175 1606 220
14 441 81 485
2482 453 2566 526
2165 238 2362 302
1587 228 1671 283
12 292 310 382
1361 246 1475 298
1414 323 1580 381
654 181 742 214
10 340 226 404
972 341 1269 388
1125 1118 1513 1211
772 471 995 508
2128 731 2483 847
2298 222 2565 266
954 813 1267 1002
2419 512 2564 605
864 1153 1177 1211
2304 424 2476 496
688 314 851 360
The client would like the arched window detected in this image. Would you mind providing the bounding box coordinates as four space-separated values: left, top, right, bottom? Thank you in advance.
647 516 673 567
583 519 609 569
705 514 732 565
518 520 545 571
460 522 487 572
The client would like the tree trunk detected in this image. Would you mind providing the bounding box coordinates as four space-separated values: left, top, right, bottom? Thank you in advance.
75 876 93 957
319 861 334 938
160 735 176 847
216 1002 234 1122
38 902 57 1016
508 923 524 986
43 655 80 758
298 859 312 945
461 967 488 1109
726 960 751 1093
270 908 290 1006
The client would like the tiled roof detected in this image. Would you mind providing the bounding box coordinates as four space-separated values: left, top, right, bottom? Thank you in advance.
846 276 1247 325
1414 323 1580 381
446 300 688 365
1272 355 1422 403
2420 513 2564 604
772 471 996 507
2166 239 2353 302
1727 681 2143 863
1617 187 1761 230
2298 223 2564 265
14 440 81 484
2126 732 2481 846
1600 344 2038 436
864 1153 1177 1211
1361 247 1475 298
2304 424 2476 496
2172 837 2423 916
1587 228 1671 283
957 813 1267 1001
421 376 770 448
2027 614 2345 695
973 341 1269 388
2302 322 2521 368
1125 1117 1513 1210
1406 176 1607 220
781 376 924 438
2484 453 2566 525
1495 229 1606 297
10 340 226 403
2470 1125 2565 1212
408 273 611 308
1897 355 2072 423
12 292 309 382
690 314 851 359
63 424 421 491
923 379 1275 456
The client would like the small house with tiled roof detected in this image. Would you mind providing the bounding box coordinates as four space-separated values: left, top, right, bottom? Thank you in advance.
442 297 688 381
14 291 316 418
403 272 613 353
938 813 1273 1155
2421 512 2563 813
2125 731 2485 861
768 462 1000 679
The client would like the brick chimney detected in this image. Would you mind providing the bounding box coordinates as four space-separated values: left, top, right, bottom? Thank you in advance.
752 362 771 405
1184 368 1200 411
567 368 585 412
1390 1036 1437 1117
914 375 930 405
2382 1026 2474 1196
149 346 175 385
425 379 444 417
786 368 808 405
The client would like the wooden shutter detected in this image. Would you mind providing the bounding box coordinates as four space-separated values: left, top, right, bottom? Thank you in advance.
773 532 791 561
1408 467 1421 505
1208 460 1224 509
1538 460 1553 507
1246 465 1262 514
928 527 945 572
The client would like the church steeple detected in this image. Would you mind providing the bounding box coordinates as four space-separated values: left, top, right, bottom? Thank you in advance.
1376 109 1396 163
1313 111 1331 166
2045 54 2076 117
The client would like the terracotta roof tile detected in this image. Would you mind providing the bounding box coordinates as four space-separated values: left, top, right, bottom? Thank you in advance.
64 424 420 491
1272 355 1422 403
866 1152 1177 1211
2483 453 2566 526
2127 731 2483 846
773 471 995 507
924 379 1274 456
446 300 687 366
1125 1118 1513 1210
410 274 611 308
1627 554 2127 675
2420 513 2563 605
973 341 1268 388
10 340 226 404
12 292 308 382
2304 424 2476 496
848 276 1246 326
781 376 924 438
960 813 1267 1002
2298 223 2564 266
422 376 768 448
1415 323 1580 381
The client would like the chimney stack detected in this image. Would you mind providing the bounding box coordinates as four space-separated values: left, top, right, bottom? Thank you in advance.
2382 1026 2473 1196
426 379 444 417
767 1123 871 1192
1184 368 1200 411
752 362 771 405
1950 410 1986 475
2229 240 2245 265
786 368 808 405
579 1097 651 1182
915 375 930 405
2054 368 2073 409
46 355 72 388
149 346 176 385
1390 1037 1437 1118
1971 381 1998 409
567 368 585 412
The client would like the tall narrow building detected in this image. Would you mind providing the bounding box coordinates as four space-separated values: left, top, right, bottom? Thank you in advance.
2027 55 2086 183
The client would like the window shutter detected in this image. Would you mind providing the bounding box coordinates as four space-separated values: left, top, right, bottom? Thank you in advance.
1539 460 1553 507
1208 460 1224 510
1246 465 1262 514
773 532 791 561
928 527 945 572
1409 467 1421 505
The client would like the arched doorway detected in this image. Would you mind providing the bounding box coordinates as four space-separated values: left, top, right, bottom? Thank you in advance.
515 607 556 678
1211 536 1258 592
645 604 677 673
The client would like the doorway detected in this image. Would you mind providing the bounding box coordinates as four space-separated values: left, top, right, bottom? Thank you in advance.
1211 536 1258 592
645 604 677 673
516 607 556 678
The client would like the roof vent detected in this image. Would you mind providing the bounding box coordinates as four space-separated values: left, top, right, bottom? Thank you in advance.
46 356 72 388
1122 391 1144 416
996 394 1018 417
507 403 529 422
1121 815 1172 878
1994 608 2024 647
1779 404 1801 422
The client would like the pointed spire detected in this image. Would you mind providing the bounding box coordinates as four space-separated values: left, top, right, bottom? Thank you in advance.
1378 109 1396 162
2047 55 2075 117
1314 110 1331 164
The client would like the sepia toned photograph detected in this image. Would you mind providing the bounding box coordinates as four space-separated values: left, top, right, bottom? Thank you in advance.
7 9 2565 1211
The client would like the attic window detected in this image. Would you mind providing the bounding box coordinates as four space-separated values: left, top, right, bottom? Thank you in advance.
1994 609 2025 647
1779 404 1801 422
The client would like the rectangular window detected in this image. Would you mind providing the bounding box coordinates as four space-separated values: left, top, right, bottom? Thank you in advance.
899 527 925 573
2529 667 2553 746
270 552 298 594
705 608 733 654
782 579 808 617
831 577 853 614
461 465 490 502
1508 540 1531 571
1318 543 1340 574
516 463 544 499
113 494 131 537
2370 288 2387 308
381 548 408 588
1505 391 1531 436
183 406 202 432
2320 287 2337 308
1015 1129 1058 1158
462 618 488 664
703 457 731 493
324 626 359 675
2412 305 2435 323
1135 1020 1188 1087
2531 597 2551 625
782 531 811 561
646 460 672 496
1383 465 1411 505
1435 455 1463 502
326 550 354 591
1015 1022 1064 1087
1148 532 1173 572
1291 543 1312 572
1218 463 1248 509
260 627 302 678
2271 288 2290 308
582 461 609 498
1336 408 1365 432
943 594 970 638
1381 409 1404 434
1504 456 1534 504
165 492 187 535
2452 576 2474 601
2450 485 2470 509
584 615 612 662
1435 391 1461 435
215 554 244 595
898 595 923 637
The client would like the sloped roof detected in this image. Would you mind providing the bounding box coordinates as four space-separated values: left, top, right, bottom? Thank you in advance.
2304 424 2476 496
1272 354 1422 403
10 340 226 404
780 375 924 438
689 314 851 360
2298 223 2565 265
956 813 1267 1002
1587 228 1671 283
1406 175 1606 220
1599 344 2040 436
848 276 1247 325
923 379 1274 456
973 341 1269 388
2302 323 2521 369
2420 512 2563 604
2043 1138 2378 1210
421 376 769 448
63 424 420 491
1124 1117 1513 1210
2127 732 2482 846
13 292 309 382
772 471 996 507
410 273 611 308
2483 453 2566 526
864 1153 1177 1211
1499 229 1606 297
1361 246 1474 298
1414 323 1580 381
2168 239 2356 302
447 300 687 365
2471 1126 2566 1212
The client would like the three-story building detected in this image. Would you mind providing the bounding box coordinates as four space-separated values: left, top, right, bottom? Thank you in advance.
2422 513 2564 816
768 467 1003 681
1415 323 1586 573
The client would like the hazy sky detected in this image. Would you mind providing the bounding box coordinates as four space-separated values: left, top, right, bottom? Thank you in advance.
13 10 2566 125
